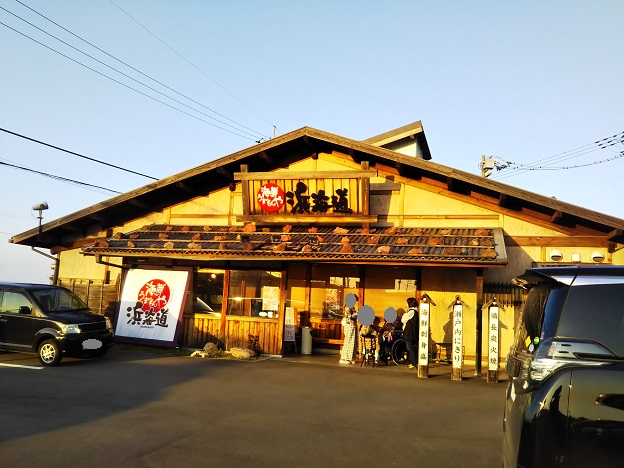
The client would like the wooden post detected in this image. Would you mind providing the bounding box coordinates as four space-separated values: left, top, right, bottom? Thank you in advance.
451 295 463 381
418 294 436 379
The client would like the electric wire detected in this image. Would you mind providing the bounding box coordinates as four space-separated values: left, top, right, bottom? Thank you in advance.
0 7 263 141
0 126 159 180
0 159 121 194
0 21 257 142
490 131 624 181
13 0 270 141
0 20 256 141
108 0 277 135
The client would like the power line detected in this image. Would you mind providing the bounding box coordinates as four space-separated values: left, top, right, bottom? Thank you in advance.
0 15 260 141
108 0 278 135
0 159 122 194
490 131 624 181
0 126 159 180
13 0 270 141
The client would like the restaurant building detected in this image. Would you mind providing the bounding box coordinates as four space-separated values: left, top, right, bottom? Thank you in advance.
11 121 624 369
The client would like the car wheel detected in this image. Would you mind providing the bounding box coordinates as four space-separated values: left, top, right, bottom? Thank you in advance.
38 339 62 366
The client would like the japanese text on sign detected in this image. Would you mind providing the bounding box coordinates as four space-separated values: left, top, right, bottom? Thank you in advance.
452 303 463 369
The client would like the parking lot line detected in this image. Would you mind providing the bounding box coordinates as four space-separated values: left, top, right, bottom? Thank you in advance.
0 363 44 370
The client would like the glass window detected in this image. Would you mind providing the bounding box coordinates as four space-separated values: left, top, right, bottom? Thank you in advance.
310 265 360 320
0 291 33 314
227 270 282 318
195 269 225 316
363 266 416 319
558 284 624 356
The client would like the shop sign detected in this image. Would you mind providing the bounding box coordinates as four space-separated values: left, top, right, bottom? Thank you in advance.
418 301 430 366
115 268 190 347
256 181 353 215
488 304 499 371
452 301 463 369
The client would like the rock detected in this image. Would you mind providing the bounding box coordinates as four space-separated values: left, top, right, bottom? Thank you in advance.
202 342 219 357
230 347 257 359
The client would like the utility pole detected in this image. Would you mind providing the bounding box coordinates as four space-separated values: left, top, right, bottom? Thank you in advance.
480 155 494 178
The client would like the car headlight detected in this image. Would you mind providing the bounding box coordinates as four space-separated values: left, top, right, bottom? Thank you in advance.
105 317 113 331
61 323 81 334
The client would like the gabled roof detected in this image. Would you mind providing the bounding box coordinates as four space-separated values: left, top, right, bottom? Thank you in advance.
361 120 432 160
10 125 624 249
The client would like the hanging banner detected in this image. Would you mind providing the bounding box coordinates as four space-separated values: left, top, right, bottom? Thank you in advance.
418 301 430 367
284 306 295 342
452 302 463 369
115 268 191 347
488 304 500 371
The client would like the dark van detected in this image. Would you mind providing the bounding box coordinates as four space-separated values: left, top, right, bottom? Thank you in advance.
0 283 114 366
503 266 624 467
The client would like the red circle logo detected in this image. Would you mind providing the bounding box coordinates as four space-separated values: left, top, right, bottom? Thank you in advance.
257 183 285 212
137 279 170 312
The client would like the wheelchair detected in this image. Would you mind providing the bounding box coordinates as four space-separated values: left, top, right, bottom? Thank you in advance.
376 329 410 366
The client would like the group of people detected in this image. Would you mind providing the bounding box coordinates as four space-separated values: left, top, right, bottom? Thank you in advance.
339 296 419 368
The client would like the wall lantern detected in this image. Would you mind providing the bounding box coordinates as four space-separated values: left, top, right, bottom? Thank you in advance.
591 251 605 263
549 250 563 262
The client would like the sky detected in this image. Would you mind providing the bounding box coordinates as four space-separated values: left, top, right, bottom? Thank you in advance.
1 0 623 284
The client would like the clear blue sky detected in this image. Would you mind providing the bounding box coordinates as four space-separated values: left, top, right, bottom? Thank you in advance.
1 0 623 283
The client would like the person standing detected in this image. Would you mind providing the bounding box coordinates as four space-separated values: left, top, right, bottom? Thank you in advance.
401 297 419 369
339 295 358 364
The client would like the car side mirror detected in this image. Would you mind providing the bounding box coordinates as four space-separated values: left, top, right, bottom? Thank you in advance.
18 306 32 315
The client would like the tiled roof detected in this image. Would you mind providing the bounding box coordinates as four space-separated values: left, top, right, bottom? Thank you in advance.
83 224 507 265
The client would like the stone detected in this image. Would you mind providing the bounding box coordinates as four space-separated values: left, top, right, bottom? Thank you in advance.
230 347 257 359
203 342 219 357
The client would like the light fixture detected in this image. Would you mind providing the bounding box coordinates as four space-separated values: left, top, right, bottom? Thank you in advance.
549 250 563 262
571 253 581 263
32 201 49 237
591 251 605 263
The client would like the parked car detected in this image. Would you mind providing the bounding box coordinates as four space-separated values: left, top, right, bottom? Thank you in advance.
0 282 114 366
503 266 624 467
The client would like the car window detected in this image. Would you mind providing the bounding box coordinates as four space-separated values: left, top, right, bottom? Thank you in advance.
31 288 88 312
511 284 567 354
0 291 33 314
558 283 624 356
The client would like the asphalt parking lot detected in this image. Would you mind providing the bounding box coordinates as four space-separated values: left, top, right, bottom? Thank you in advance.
0 347 507 467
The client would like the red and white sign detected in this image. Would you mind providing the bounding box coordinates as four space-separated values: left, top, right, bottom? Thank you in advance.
115 268 190 347
256 183 285 212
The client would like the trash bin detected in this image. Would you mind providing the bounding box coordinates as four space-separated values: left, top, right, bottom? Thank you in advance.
301 326 312 355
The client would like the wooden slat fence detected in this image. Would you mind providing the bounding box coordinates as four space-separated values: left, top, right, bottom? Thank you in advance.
58 278 119 317
483 282 526 307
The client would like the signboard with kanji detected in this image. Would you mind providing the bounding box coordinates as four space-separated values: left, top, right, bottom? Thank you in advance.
418 301 430 367
115 268 191 347
488 305 499 371
452 302 463 370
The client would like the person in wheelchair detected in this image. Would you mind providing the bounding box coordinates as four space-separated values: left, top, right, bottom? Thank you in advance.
374 314 403 365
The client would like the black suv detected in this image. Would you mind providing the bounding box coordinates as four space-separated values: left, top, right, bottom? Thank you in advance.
0 283 114 366
503 266 624 467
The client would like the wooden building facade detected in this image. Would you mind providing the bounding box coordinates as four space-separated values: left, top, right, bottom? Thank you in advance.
11 122 624 369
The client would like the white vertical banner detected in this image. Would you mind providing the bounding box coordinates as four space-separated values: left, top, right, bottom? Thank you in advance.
284 306 295 342
115 268 191 347
418 301 430 366
488 305 500 371
452 302 463 369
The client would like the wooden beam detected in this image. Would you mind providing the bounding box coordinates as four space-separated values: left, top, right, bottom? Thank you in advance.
504 235 609 248
88 213 108 223
128 199 149 209
608 229 624 243
236 215 378 224
234 170 377 181
216 167 232 179
259 151 273 165
175 182 195 194
395 162 406 177
551 210 564 224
